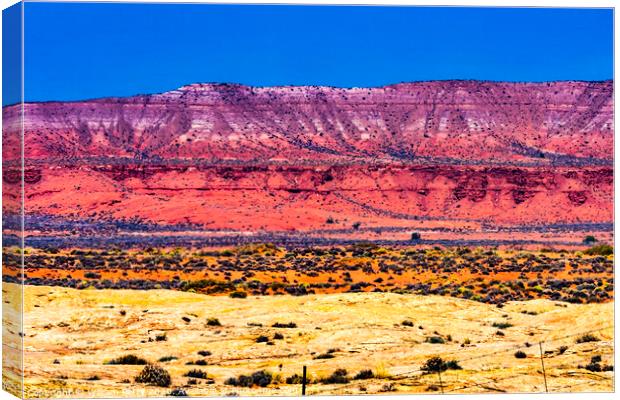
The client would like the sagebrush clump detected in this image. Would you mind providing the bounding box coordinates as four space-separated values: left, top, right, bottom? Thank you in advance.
134 364 171 387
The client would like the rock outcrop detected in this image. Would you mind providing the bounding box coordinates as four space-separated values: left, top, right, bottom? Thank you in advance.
4 80 613 163
2 80 613 241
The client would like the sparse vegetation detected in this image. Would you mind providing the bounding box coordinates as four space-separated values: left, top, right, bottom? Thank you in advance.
272 322 297 328
256 335 269 343
167 388 187 397
321 369 350 384
514 351 527 359
184 369 208 379
426 336 445 344
225 370 272 387
229 291 248 299
492 322 513 329
134 364 171 387
353 369 374 380
105 354 148 365
421 357 461 373
576 334 600 343
584 244 613 256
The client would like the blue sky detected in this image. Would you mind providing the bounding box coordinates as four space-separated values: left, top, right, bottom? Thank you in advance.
4 3 615 105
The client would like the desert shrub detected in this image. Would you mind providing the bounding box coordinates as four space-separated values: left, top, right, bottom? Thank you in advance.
353 369 374 380
285 374 303 384
422 357 446 373
426 336 445 344
583 235 598 245
421 357 461 373
272 322 297 328
492 322 513 329
105 354 148 365
167 388 187 397
229 291 248 299
576 334 600 343
581 355 613 372
197 350 212 357
321 369 349 384
557 345 568 354
401 320 414 327
135 364 171 387
206 318 221 326
158 356 178 362
380 383 397 392
445 360 462 370
256 335 269 343
225 370 272 387
273 333 284 340
184 369 208 379
155 333 167 342
584 244 613 256
514 351 527 359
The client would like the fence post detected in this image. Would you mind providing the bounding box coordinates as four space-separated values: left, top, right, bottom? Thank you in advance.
437 369 444 394
302 365 307 396
538 342 548 392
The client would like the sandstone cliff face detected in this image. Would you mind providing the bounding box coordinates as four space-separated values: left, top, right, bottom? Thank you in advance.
2 80 614 238
7 80 613 163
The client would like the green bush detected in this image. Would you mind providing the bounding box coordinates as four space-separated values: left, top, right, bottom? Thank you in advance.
584 244 613 256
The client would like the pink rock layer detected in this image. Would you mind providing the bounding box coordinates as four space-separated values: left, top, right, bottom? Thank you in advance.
1 80 613 236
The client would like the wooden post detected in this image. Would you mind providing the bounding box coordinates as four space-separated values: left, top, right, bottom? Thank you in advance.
302 365 307 396
437 369 444 394
538 342 548 392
